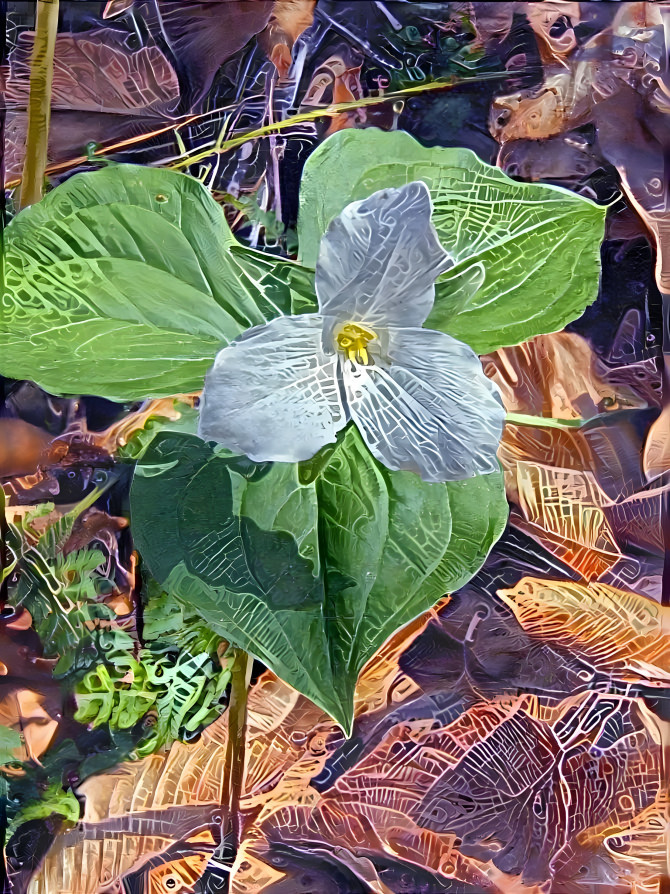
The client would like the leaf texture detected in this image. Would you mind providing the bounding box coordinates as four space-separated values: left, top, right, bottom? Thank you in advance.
498 576 670 684
1 164 313 400
130 429 507 730
298 128 607 354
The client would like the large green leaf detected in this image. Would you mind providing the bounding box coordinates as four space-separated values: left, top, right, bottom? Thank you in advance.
297 128 607 354
1 164 314 400
130 430 507 731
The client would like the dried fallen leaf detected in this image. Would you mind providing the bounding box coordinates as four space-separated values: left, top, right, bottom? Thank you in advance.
498 577 670 684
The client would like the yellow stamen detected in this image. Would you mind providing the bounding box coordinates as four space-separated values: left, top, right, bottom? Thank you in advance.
335 322 377 365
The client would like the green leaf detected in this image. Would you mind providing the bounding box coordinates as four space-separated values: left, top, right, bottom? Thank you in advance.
14 543 115 660
142 576 224 654
146 647 230 751
74 638 230 756
2 164 314 400
297 128 607 354
130 430 507 732
74 577 231 753
117 400 200 461
8 784 80 837
0 725 22 765
7 489 137 676
74 657 153 729
0 725 20 800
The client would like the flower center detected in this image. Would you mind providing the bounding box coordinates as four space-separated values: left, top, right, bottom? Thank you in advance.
335 322 377 365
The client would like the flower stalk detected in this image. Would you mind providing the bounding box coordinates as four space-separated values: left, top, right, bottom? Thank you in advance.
20 0 59 208
222 647 253 859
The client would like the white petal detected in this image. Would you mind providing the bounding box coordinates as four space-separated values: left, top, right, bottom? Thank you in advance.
315 181 451 329
342 327 504 482
198 315 347 462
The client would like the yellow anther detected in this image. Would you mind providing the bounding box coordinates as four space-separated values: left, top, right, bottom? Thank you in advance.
335 322 377 365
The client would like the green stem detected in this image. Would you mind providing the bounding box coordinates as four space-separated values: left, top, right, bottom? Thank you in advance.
168 71 508 172
20 0 59 208
504 412 584 430
222 647 252 859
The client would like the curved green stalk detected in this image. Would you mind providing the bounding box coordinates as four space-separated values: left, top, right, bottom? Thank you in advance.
168 72 508 172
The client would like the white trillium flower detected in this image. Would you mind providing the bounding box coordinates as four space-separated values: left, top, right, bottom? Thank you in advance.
198 181 504 483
